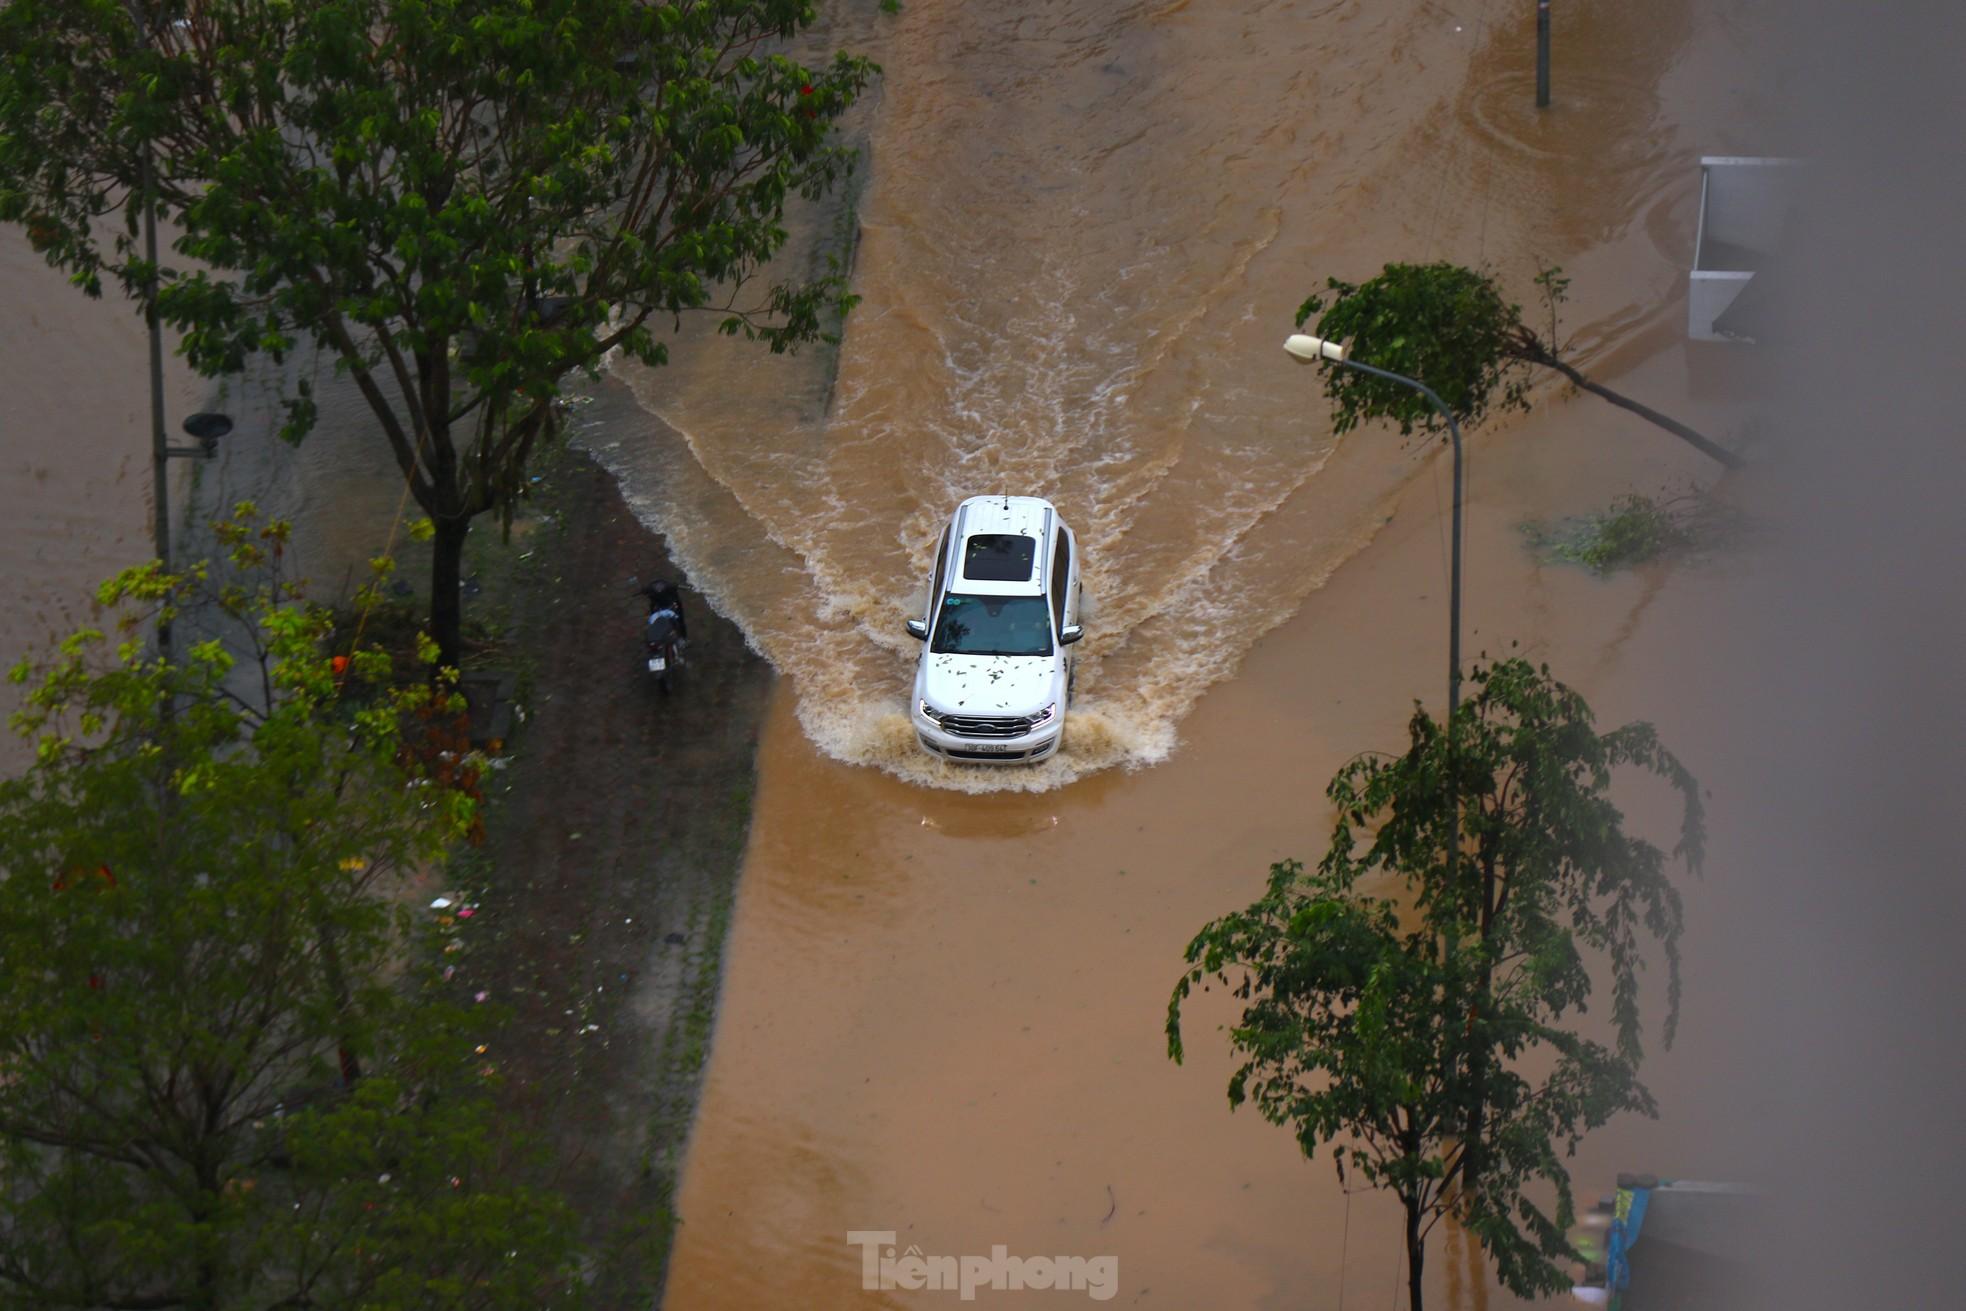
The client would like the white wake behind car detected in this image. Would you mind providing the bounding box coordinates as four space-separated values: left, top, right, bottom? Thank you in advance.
906 496 1082 763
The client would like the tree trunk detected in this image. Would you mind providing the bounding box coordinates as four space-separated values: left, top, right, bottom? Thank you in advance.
430 515 469 672
316 918 362 1087
1515 341 1745 469
1405 1195 1426 1311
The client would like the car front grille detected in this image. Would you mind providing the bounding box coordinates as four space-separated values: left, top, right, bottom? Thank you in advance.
937 712 1038 738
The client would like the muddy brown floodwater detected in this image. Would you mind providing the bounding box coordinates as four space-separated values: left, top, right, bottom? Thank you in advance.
630 1 1773 1307
657 368 1746 1310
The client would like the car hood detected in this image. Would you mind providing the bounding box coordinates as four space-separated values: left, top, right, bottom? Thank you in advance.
918 652 1061 717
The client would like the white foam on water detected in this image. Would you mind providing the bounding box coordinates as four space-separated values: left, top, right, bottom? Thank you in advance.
797 696 1178 797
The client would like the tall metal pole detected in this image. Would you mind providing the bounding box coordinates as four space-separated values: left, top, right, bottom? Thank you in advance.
1536 0 1552 108
131 1 172 658
1325 355 1465 870
142 145 170 585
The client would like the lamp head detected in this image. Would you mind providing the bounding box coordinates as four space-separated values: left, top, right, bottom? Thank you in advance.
181 412 233 458
1283 333 1350 364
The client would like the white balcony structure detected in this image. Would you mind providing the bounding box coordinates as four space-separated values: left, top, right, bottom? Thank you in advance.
1689 156 1803 344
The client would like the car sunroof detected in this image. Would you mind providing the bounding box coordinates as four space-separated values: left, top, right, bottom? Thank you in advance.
963 534 1036 581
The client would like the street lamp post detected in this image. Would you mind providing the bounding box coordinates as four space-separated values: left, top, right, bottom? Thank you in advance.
141 140 170 581
129 0 179 659
1284 332 1464 874
126 2 232 658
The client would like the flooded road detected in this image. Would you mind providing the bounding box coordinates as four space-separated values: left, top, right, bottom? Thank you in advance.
597 0 1718 792
659 347 1743 1309
635 0 1762 1306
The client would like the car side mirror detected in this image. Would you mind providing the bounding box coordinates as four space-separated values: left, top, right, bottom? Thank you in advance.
906 618 928 640
1060 624 1083 646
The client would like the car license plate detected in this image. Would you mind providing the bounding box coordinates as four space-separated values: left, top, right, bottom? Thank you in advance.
971 741 1012 753
647 656 666 672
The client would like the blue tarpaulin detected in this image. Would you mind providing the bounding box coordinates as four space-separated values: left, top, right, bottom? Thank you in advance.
1605 1182 1652 1297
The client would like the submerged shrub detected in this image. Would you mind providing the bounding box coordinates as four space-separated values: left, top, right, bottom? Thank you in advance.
1523 492 1734 574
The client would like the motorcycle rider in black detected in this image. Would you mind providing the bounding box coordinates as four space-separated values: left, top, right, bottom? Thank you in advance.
640 580 689 642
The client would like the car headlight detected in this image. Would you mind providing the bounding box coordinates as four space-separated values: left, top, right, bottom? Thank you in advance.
1029 701 1057 728
919 699 946 724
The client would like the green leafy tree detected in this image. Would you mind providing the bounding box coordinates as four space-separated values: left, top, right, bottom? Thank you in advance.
1168 658 1704 1311
0 513 583 1308
0 0 881 667
1297 262 1743 468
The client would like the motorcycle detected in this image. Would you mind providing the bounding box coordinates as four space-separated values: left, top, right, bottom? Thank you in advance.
631 577 688 693
644 609 684 693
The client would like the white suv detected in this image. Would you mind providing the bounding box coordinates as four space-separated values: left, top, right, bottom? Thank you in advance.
907 496 1083 763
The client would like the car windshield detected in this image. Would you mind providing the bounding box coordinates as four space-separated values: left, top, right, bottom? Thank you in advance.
930 593 1054 657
